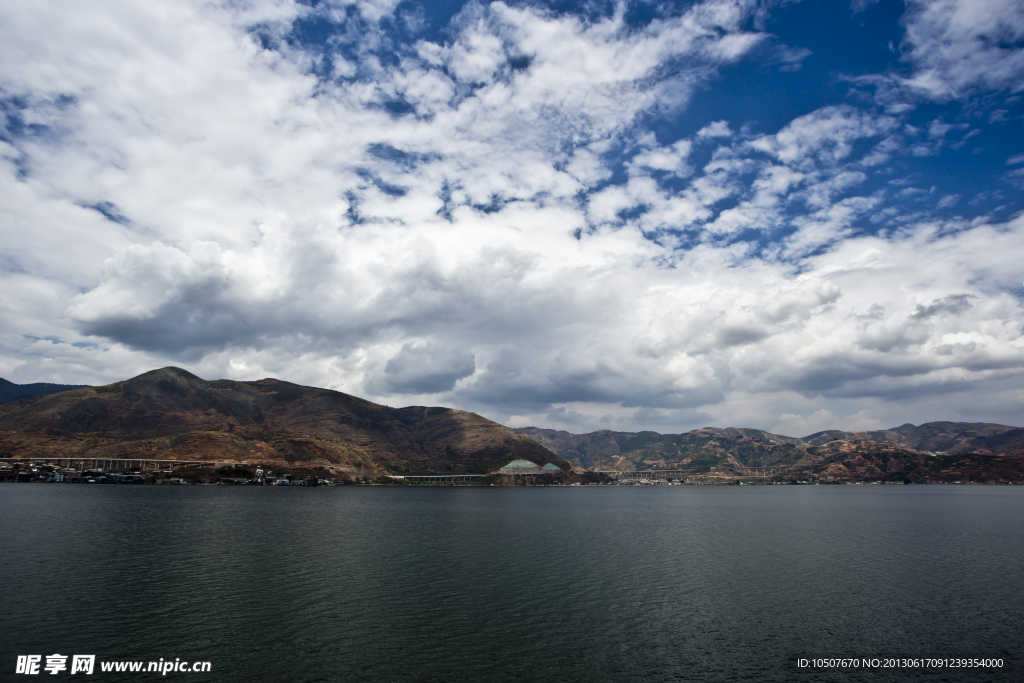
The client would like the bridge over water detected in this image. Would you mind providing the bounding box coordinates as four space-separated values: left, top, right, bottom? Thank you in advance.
385 474 486 483
4 457 251 472
594 467 786 479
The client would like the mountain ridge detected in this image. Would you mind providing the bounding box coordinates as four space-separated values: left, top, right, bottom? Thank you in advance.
517 421 1024 471
3 367 1019 483
0 367 568 477
0 378 92 405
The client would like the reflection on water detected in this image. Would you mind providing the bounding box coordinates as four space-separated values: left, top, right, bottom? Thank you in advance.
1 485 1021 682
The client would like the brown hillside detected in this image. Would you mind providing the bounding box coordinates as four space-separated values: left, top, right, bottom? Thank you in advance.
524 420 1023 471
801 422 1024 456
0 367 565 476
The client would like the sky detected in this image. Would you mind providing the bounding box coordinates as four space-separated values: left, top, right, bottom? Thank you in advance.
1 0 1023 437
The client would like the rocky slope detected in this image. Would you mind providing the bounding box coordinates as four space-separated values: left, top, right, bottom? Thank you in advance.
801 422 1024 455
0 367 567 476
799 439 1024 483
518 421 1024 482
518 426 808 471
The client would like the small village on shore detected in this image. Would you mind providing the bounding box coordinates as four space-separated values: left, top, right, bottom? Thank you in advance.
1 453 1015 487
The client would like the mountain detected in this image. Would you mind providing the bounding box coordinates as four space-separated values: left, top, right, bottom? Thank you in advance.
801 422 1024 456
513 428 649 470
0 367 567 476
517 426 809 470
517 421 1024 478
0 378 91 404
5 370 1016 483
784 439 1024 484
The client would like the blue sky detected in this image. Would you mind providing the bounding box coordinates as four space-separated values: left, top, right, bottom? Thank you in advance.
1 0 1023 436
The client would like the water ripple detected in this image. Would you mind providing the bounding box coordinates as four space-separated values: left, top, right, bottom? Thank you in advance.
1 485 1021 682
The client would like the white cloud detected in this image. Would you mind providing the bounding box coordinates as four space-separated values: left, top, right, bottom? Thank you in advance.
774 409 842 436
896 0 1024 99
0 0 1022 436
696 120 733 139
630 139 693 176
750 105 897 168
773 408 885 437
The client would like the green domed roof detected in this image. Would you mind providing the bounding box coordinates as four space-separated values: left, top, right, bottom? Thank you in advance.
502 459 539 469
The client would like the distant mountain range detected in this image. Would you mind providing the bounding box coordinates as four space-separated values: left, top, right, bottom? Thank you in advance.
0 368 567 477
2 368 1021 483
517 423 1024 482
0 378 91 404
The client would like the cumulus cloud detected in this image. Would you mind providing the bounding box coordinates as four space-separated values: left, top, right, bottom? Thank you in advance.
1 0 1023 435
749 105 897 167
380 341 476 394
900 0 1024 99
631 138 693 176
696 120 733 139
854 0 1024 106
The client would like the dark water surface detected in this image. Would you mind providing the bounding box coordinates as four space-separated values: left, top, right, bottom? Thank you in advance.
1 485 1022 682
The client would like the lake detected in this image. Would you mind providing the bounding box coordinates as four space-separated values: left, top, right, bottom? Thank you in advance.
1 484 1021 682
